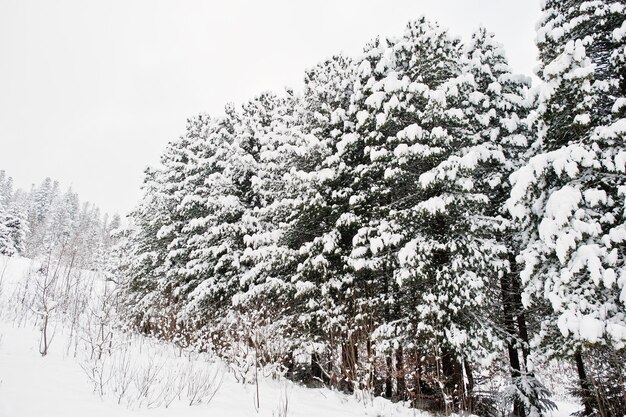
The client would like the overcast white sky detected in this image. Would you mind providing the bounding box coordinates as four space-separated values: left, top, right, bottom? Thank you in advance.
0 0 542 216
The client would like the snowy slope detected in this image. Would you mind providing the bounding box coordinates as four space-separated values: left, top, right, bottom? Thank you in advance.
0 322 425 417
0 255 421 417
0 255 580 417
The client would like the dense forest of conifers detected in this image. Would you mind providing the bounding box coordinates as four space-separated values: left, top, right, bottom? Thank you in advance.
0 173 119 270
2 1 624 416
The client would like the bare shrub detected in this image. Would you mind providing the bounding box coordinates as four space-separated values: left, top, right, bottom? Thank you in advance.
133 355 166 406
79 352 112 396
273 385 290 417
110 346 134 404
185 362 224 406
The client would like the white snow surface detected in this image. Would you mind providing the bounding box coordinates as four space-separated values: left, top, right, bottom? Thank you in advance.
0 323 419 417
0 255 423 417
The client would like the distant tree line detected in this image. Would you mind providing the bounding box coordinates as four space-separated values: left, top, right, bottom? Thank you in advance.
0 172 119 271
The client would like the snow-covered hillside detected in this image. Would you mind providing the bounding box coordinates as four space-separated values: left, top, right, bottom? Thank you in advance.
0 255 420 417
0 322 424 417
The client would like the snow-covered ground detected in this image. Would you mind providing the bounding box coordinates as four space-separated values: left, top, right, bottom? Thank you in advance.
0 255 579 417
0 321 426 417
0 255 422 417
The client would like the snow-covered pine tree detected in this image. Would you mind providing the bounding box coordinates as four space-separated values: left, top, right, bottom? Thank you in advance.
508 1 626 415
0 205 27 256
119 118 206 340
75 202 106 269
174 96 283 353
338 21 466 398
351 19 526 411
24 177 59 258
277 56 358 385
44 188 79 256
100 213 121 251
231 89 332 375
7 189 30 255
288 40 421 392
0 171 11 198
0 173 29 257
390 50 488 416
0 171 17 256
292 18 496 405
460 27 556 417
156 113 237 345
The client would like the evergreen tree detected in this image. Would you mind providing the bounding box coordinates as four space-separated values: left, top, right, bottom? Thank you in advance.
0 172 17 256
0 172 26 255
174 106 258 347
337 19 468 399
461 27 555 417
120 119 205 339
268 55 358 382
509 1 626 415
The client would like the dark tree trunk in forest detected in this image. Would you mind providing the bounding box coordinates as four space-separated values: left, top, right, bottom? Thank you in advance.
453 358 465 411
441 348 464 412
341 338 358 392
509 267 531 365
574 349 594 416
373 353 384 396
385 353 393 398
413 351 425 409
366 338 374 392
500 267 527 417
311 351 323 382
396 345 406 400
463 359 474 413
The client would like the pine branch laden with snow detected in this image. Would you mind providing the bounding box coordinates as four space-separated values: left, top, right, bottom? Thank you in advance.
506 1 626 415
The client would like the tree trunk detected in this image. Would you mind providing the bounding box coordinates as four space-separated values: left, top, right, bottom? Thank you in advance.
574 349 594 416
463 359 475 413
509 269 531 365
453 357 465 411
396 345 406 400
413 351 424 409
441 348 463 412
341 338 358 392
385 353 393 398
510 253 542 416
500 269 527 417
311 351 323 381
